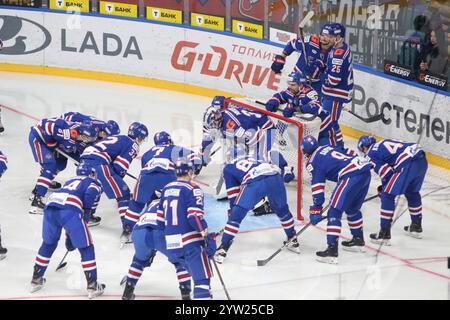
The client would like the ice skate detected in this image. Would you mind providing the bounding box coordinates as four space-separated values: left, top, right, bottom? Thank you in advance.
316 243 338 264
342 235 366 252
121 282 135 300
284 236 300 254
370 228 391 246
29 195 45 214
404 222 423 239
87 281 105 299
87 215 101 227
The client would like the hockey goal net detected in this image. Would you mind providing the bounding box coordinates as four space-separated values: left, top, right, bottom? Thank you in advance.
224 97 322 220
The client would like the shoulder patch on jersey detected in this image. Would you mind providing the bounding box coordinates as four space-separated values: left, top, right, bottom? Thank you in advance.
164 188 180 197
332 58 343 65
306 91 318 99
334 48 345 56
306 164 314 174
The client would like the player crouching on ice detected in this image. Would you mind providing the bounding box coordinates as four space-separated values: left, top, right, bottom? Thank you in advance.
30 162 105 299
302 135 373 264
358 136 428 243
214 144 300 264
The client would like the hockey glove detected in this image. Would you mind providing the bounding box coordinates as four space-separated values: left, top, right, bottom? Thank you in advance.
205 233 217 258
83 209 92 222
283 167 295 183
282 103 296 118
271 55 286 74
377 185 383 196
309 206 323 225
65 236 76 252
265 98 280 112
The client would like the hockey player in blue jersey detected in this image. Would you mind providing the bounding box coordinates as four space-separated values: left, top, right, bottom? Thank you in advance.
358 136 428 243
271 25 334 97
214 144 300 264
80 122 148 234
122 131 201 244
202 101 275 164
0 150 7 260
265 71 335 146
302 135 373 264
158 159 216 300
321 23 354 147
60 112 120 141
29 118 98 214
121 199 193 300
30 162 105 299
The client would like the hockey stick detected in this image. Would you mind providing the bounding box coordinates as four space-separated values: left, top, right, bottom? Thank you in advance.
55 148 139 181
212 258 231 300
254 100 318 121
344 107 383 123
55 250 69 271
241 203 330 267
298 11 315 85
241 193 379 267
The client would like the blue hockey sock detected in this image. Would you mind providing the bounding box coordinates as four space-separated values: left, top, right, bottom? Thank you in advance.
326 207 343 245
79 245 97 284
405 192 422 224
193 279 211 300
34 242 58 277
380 193 395 229
221 205 247 249
35 169 56 197
124 200 146 227
346 210 363 237
126 255 147 287
117 196 130 223
276 206 295 238
174 263 191 289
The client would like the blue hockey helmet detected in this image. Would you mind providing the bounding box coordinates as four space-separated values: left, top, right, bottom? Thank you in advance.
204 108 223 130
357 135 376 153
330 23 346 38
73 123 98 143
77 161 96 178
175 157 193 176
105 120 120 136
154 131 173 146
211 96 225 109
321 23 334 36
287 71 307 85
128 122 149 144
301 135 319 157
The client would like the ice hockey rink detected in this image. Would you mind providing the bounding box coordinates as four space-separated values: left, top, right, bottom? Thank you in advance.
0 71 449 300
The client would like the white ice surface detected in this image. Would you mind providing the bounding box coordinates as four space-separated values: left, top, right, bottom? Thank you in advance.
0 72 449 300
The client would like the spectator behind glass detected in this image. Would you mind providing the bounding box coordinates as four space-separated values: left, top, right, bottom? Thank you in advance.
398 32 421 76
419 30 449 76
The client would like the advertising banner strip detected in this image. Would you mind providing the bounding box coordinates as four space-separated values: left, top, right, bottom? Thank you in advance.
232 19 263 39
99 1 137 18
49 0 90 12
418 72 448 91
147 7 182 24
383 60 414 80
191 13 224 31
